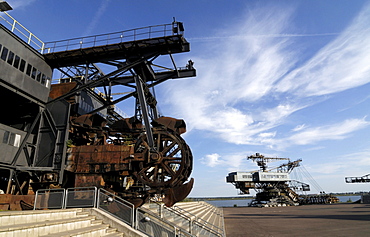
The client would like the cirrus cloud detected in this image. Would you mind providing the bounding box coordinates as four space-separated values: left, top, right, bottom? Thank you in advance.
164 2 370 151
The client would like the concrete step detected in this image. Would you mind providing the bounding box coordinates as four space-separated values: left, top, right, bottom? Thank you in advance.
176 205 206 218
174 202 215 218
174 202 197 207
103 232 125 237
144 201 225 236
175 203 198 209
204 208 222 224
205 210 224 228
0 208 86 226
184 203 224 235
142 203 160 214
44 223 112 237
0 215 96 236
195 206 212 216
0 208 124 237
104 234 125 237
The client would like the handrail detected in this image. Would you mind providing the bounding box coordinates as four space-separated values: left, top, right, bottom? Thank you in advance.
170 204 197 219
136 206 194 236
193 219 224 237
32 187 179 236
160 202 225 237
200 201 224 217
64 186 98 209
97 188 135 227
33 187 223 237
97 188 135 209
201 201 225 231
0 11 45 51
34 188 66 210
193 220 223 237
171 203 224 234
43 21 184 54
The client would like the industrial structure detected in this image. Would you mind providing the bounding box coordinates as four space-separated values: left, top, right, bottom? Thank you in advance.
345 174 370 183
227 153 338 207
345 174 370 203
0 2 195 209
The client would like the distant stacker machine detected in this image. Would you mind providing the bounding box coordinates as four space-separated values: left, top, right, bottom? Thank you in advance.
345 174 370 203
227 153 338 207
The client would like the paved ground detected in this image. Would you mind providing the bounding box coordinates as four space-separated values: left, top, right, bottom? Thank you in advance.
223 203 370 237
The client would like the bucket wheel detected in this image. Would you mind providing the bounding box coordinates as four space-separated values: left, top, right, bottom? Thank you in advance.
134 128 192 188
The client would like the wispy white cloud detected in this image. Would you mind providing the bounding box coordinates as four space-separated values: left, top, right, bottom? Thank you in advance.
201 152 251 172
83 0 110 36
188 32 339 42
295 149 370 192
6 0 37 9
199 117 370 185
166 5 296 139
275 3 370 96
292 124 306 132
201 153 223 167
278 117 370 147
165 2 370 151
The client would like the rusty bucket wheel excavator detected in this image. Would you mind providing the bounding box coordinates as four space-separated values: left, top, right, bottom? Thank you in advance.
134 127 194 206
134 128 193 188
43 20 196 207
0 14 196 209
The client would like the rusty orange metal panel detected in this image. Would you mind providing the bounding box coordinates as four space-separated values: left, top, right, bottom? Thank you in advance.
68 145 132 173
49 82 77 100
0 194 35 210
74 173 105 188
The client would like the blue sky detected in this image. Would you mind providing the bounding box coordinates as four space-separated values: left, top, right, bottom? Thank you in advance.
5 0 370 197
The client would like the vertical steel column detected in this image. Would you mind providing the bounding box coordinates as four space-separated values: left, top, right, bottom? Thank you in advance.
12 111 42 166
6 169 13 194
134 75 155 149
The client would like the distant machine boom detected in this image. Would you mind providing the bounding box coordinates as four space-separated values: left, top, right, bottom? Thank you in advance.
345 174 370 183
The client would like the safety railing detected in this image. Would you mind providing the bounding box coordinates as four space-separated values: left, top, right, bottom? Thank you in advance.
0 11 45 52
33 188 66 209
43 21 184 54
65 187 98 208
199 201 225 234
96 188 135 227
33 187 97 210
149 201 225 237
33 187 195 237
170 205 224 237
155 203 194 233
136 207 195 237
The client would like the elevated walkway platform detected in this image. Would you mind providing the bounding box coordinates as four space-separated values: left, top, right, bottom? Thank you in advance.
43 23 190 68
42 22 195 90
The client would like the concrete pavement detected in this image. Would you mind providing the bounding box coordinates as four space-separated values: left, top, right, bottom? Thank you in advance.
223 203 370 237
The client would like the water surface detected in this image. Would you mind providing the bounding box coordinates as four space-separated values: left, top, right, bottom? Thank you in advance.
205 195 361 207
